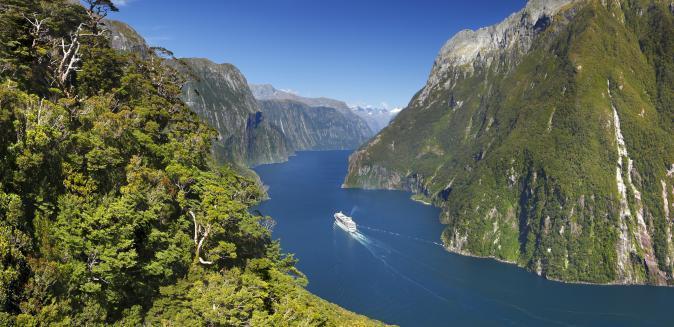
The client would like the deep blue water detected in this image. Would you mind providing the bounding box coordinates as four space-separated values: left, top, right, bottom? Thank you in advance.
253 151 674 326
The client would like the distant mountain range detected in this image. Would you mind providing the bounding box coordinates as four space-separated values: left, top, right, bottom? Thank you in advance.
350 105 399 133
248 84 374 153
258 99 372 152
250 84 351 111
250 84 398 133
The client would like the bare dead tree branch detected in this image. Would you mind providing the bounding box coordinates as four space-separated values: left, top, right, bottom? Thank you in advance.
260 216 276 233
50 22 100 96
189 210 214 265
23 13 48 48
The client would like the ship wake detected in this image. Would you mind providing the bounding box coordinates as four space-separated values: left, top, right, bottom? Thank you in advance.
358 225 443 247
336 224 451 303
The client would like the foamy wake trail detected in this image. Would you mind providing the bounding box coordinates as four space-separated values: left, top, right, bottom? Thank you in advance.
337 225 573 325
340 225 451 303
358 225 443 247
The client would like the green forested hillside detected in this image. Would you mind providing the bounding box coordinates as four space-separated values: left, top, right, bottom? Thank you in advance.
0 0 383 325
346 0 674 285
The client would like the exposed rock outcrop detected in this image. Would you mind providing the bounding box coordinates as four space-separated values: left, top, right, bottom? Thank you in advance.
103 20 151 59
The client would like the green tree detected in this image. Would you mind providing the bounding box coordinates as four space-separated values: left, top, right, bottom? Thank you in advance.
0 0 384 325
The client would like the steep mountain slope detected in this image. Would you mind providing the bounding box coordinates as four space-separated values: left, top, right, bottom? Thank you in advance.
259 99 373 151
345 0 674 285
169 58 293 166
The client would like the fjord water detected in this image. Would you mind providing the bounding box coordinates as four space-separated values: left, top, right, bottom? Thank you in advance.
253 151 674 326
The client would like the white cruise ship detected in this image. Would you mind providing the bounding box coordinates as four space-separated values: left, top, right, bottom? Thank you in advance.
334 211 357 233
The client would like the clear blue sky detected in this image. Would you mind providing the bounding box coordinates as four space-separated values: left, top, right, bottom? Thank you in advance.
109 0 526 109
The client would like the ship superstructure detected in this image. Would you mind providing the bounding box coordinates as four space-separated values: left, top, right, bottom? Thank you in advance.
334 211 357 233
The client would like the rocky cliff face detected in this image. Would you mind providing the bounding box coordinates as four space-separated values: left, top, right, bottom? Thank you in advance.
345 0 674 285
103 20 151 59
169 58 292 166
258 99 373 151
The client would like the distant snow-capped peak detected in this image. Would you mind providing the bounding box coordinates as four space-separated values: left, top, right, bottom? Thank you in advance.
349 105 398 116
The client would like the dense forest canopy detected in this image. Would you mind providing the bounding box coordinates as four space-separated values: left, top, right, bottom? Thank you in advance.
0 0 381 325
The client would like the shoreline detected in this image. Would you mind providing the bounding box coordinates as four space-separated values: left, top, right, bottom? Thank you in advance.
344 181 672 288
441 238 673 288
